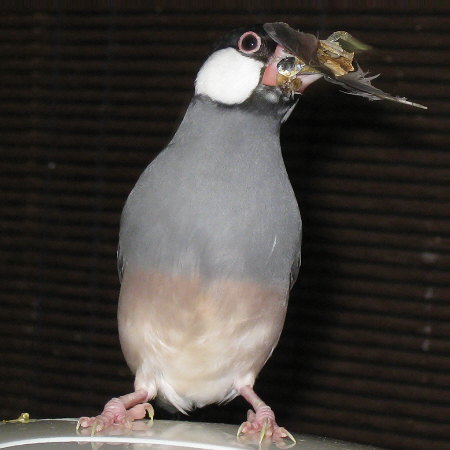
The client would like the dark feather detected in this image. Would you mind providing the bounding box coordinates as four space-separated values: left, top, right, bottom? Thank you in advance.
264 22 427 110
263 22 319 64
324 65 427 109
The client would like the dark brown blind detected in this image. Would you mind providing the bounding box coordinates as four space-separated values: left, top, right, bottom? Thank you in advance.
1 3 448 450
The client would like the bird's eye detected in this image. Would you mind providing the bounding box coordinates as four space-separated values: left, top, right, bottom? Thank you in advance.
238 31 261 54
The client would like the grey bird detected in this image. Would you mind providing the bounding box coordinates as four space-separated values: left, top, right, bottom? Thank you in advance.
78 22 423 443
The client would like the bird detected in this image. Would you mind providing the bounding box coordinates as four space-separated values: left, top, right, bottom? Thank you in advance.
77 22 425 444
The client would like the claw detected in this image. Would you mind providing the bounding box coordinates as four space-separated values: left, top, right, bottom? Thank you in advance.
283 429 296 447
145 404 155 423
274 428 296 449
259 417 268 445
237 421 246 438
124 417 133 430
90 419 100 437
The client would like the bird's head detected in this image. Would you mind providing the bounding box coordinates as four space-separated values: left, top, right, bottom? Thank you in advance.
195 23 426 113
194 23 323 120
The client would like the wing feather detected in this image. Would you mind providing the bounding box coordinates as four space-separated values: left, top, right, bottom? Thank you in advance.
324 66 427 109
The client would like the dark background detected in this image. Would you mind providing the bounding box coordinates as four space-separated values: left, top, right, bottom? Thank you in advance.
1 2 449 450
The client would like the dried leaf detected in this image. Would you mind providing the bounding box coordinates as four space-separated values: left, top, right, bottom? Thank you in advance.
263 22 427 109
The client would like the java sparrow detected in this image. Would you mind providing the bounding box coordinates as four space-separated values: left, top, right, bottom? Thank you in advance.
78 23 424 443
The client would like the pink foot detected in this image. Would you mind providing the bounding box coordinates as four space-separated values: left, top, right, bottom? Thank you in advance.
237 386 295 446
77 389 153 434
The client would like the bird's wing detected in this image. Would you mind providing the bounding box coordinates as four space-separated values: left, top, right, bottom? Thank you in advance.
289 247 301 291
117 242 125 283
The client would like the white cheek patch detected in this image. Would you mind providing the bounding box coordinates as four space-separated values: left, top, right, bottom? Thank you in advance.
195 48 264 105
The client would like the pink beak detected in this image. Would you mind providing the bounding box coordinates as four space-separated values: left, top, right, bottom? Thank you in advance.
262 44 322 93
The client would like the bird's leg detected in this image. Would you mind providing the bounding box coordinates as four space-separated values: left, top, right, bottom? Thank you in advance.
237 385 295 446
77 389 153 434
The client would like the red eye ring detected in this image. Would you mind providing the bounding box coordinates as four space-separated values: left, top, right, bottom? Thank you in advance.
238 31 261 54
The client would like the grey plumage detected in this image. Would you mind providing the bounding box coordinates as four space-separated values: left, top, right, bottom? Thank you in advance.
78 21 424 439
119 95 301 287
117 93 301 412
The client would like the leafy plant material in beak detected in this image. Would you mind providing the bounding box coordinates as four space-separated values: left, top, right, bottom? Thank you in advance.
264 22 427 109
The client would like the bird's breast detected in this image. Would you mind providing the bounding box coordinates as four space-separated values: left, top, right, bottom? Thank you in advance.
118 100 301 411
121 140 301 287
118 270 288 411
